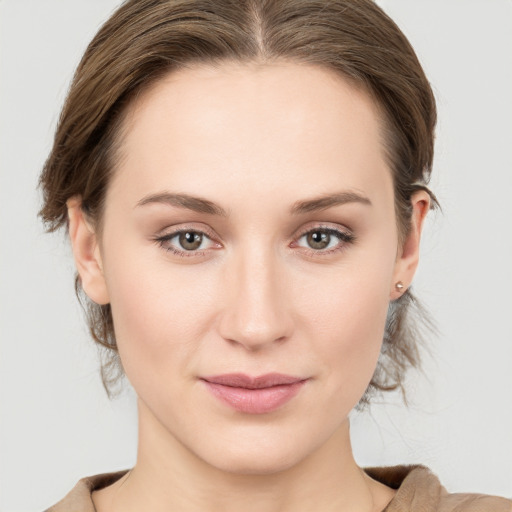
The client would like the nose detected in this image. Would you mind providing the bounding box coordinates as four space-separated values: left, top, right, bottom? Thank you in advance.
217 245 294 351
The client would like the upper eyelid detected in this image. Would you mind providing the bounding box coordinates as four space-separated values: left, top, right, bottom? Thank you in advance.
155 228 218 256
299 225 347 233
157 224 217 240
156 222 351 240
294 223 352 238
294 227 354 247
155 224 353 256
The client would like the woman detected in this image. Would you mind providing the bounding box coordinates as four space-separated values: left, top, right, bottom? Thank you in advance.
23 0 511 510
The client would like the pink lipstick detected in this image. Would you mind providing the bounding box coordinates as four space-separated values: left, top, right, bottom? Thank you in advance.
200 373 308 414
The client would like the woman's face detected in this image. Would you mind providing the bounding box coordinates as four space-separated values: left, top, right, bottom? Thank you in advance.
76 62 422 473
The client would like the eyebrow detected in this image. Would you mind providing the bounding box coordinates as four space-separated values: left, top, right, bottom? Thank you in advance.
136 190 371 216
136 192 228 216
290 191 372 214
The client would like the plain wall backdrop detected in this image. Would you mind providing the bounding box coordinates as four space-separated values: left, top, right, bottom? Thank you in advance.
1 1 511 510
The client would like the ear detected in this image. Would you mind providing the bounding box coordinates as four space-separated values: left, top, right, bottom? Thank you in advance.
390 190 431 300
67 197 110 305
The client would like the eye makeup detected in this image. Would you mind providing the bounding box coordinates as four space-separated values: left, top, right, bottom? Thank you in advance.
152 223 356 259
292 225 355 257
153 224 221 258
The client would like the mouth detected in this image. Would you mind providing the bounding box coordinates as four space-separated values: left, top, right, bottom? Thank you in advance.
201 372 306 389
200 373 309 414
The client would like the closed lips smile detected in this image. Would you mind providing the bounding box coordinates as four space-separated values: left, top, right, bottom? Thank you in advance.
200 373 309 414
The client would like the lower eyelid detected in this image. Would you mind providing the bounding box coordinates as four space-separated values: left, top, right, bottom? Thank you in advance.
154 226 353 257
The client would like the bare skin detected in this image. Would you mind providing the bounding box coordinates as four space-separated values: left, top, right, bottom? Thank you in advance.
68 61 429 512
92 415 394 512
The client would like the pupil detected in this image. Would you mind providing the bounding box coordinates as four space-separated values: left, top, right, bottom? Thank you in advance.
180 231 202 250
307 231 330 249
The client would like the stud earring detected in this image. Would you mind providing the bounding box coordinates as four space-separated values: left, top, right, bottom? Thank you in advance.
395 281 404 291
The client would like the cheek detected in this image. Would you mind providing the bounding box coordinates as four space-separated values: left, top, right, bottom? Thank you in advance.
308 284 388 363
296 252 394 403
102 243 220 387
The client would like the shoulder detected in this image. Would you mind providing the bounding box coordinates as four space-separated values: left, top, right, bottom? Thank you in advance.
44 470 129 512
365 464 512 512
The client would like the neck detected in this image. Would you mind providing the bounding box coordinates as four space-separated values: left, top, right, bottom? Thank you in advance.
93 398 393 512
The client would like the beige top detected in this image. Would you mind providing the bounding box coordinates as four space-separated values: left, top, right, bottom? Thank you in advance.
45 465 512 512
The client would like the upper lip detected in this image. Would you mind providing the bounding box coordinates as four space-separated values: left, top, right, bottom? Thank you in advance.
201 373 306 389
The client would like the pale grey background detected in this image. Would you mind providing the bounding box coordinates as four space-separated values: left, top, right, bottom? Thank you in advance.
1 1 511 510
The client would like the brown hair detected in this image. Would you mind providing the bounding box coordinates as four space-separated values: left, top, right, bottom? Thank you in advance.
39 0 438 402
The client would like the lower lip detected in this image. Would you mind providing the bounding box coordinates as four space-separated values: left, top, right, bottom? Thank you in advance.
202 380 307 414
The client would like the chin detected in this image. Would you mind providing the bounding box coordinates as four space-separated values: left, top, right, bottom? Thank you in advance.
207 446 302 476
192 423 329 476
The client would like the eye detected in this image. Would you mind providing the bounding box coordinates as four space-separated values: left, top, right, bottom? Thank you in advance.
294 227 355 254
176 231 206 251
155 228 220 257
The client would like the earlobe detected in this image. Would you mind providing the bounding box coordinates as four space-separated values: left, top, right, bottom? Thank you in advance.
67 197 110 305
390 191 431 300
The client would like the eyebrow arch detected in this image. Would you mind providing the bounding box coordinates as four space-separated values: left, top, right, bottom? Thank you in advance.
290 191 372 214
136 190 371 217
136 192 228 217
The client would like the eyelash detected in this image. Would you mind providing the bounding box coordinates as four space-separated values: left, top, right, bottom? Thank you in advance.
293 226 355 256
154 225 355 258
154 226 218 258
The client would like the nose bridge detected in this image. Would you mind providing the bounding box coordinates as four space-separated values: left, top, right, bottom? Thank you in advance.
219 241 291 349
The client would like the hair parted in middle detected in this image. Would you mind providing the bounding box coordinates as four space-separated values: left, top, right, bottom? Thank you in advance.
39 0 438 403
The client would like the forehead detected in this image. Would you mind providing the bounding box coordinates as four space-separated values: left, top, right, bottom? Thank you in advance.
110 61 392 208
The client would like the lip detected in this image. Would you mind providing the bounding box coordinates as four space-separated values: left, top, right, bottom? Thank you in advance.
200 373 309 414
